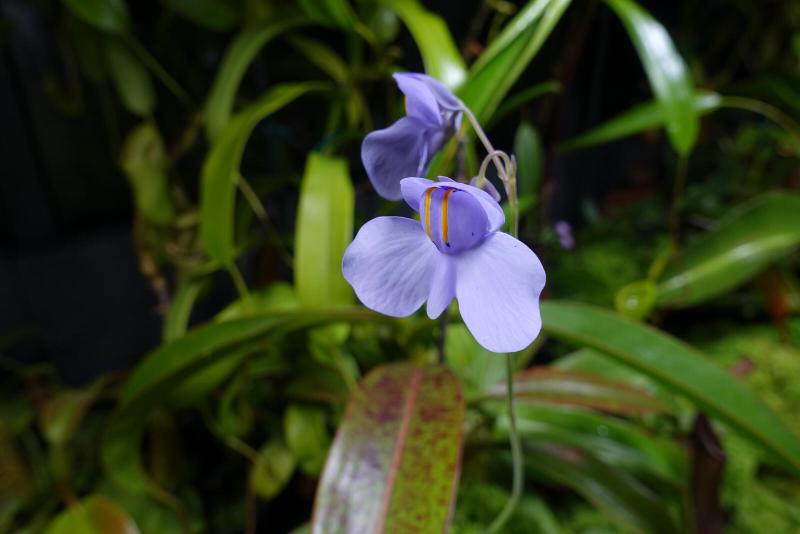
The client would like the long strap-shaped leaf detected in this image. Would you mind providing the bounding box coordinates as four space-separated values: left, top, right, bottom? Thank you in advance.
459 0 572 123
200 82 325 266
605 0 698 156
380 0 467 89
204 14 309 140
541 301 800 473
312 363 465 533
657 192 800 308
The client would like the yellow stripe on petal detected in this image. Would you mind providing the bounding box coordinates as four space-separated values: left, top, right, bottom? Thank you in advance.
424 187 435 239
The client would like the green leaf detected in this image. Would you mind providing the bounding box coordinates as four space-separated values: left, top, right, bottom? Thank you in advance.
204 15 308 140
61 0 130 33
541 300 800 473
657 192 800 308
458 0 572 122
298 0 354 29
445 323 506 400
312 363 465 532
101 308 376 495
513 121 543 201
201 83 323 266
294 153 354 308
604 0 697 155
162 278 206 342
284 404 331 476
216 281 300 322
105 41 156 117
286 35 349 86
487 81 561 128
250 440 296 501
525 443 678 533
381 0 467 89
509 404 685 485
120 122 175 226
39 388 101 447
560 91 721 152
46 495 138 534
486 367 668 415
161 0 240 32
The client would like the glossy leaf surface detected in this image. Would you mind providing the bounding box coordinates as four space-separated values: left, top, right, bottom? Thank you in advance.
295 153 354 308
657 192 800 307
459 0 572 122
560 91 721 152
541 300 800 472
605 0 697 155
382 0 466 88
201 83 322 266
312 363 465 533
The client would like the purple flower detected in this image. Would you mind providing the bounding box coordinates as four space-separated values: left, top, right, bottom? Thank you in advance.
342 177 546 353
554 221 575 250
361 73 462 201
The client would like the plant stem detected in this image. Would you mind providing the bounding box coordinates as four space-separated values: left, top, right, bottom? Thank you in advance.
720 96 800 145
461 106 508 182
487 353 523 533
227 264 252 307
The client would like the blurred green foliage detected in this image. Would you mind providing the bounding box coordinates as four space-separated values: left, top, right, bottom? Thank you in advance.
1 0 800 532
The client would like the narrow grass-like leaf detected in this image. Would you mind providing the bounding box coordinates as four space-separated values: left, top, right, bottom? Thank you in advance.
541 300 800 473
161 0 240 32
525 442 679 533
560 91 721 152
204 14 308 140
513 121 543 201
604 0 697 155
299 0 354 29
381 0 467 89
657 192 800 308
162 278 205 342
485 367 668 415
295 153 354 308
507 404 685 485
312 363 465 533
61 0 129 33
201 83 323 266
459 0 572 123
105 40 156 117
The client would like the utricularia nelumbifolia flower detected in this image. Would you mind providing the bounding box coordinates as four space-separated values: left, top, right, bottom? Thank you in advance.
348 72 546 353
343 177 545 352
361 73 462 200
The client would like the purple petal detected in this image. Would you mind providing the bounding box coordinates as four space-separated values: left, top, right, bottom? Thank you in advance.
400 177 505 232
454 233 546 352
427 256 455 319
342 217 438 317
400 177 435 211
397 73 462 110
393 73 441 127
419 187 489 255
362 117 430 201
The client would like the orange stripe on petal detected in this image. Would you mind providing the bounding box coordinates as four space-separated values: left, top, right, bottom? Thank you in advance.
441 189 454 244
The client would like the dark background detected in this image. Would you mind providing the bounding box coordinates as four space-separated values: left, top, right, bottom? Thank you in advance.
0 0 777 382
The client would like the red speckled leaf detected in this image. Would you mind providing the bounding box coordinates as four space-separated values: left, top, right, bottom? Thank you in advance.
312 362 465 534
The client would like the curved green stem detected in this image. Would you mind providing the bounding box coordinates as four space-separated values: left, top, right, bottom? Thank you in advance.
487 353 523 533
720 96 800 145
